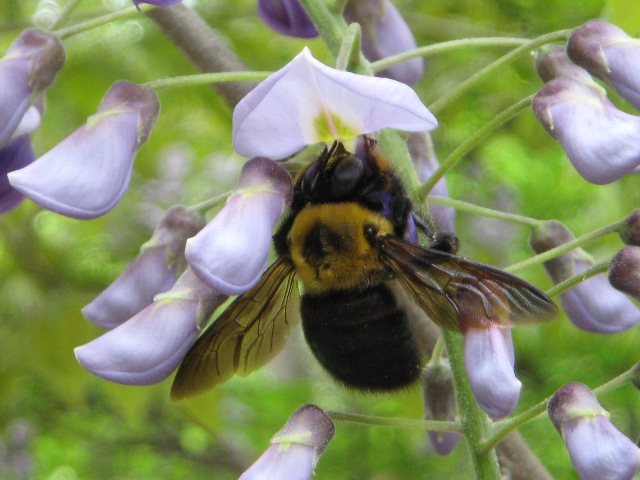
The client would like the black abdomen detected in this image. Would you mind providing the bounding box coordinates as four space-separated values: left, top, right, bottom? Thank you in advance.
301 283 423 391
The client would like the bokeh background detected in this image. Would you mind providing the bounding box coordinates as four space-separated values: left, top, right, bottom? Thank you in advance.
1 0 639 478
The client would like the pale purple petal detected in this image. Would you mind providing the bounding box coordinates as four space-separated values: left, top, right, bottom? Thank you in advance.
240 443 314 480
344 0 424 85
532 77 640 184
427 431 461 457
186 157 292 295
233 47 437 159
8 81 159 219
464 327 521 419
0 135 34 213
257 0 318 38
422 360 461 456
534 45 596 84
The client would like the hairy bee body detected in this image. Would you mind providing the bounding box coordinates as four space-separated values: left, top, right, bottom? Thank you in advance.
170 139 557 400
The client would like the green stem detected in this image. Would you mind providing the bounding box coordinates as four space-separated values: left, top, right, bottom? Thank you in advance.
143 72 271 91
427 195 541 229
186 190 232 215
336 22 363 71
298 0 347 59
48 0 84 30
54 4 152 39
442 330 501 479
545 260 610 297
505 218 626 274
370 37 530 73
429 335 446 365
326 411 463 433
418 95 533 200
428 29 572 115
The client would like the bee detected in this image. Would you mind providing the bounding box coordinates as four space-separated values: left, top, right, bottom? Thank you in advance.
170 138 557 399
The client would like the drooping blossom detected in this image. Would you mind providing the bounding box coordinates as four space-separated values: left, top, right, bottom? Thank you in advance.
257 0 318 38
0 136 35 213
548 382 640 480
344 0 424 85
609 247 640 302
186 156 293 295
464 326 521 419
532 76 640 184
82 206 206 330
0 29 64 148
233 47 437 159
9 81 159 219
567 20 640 110
422 360 461 456
534 45 596 84
75 268 226 385
619 209 640 246
239 404 335 480
530 221 640 333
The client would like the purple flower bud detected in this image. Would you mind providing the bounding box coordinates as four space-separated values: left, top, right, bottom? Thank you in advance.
344 0 424 85
567 20 640 111
531 221 640 333
239 404 335 480
422 361 461 456
620 210 640 246
75 268 226 385
0 30 64 148
186 157 292 295
609 247 640 301
548 382 640 480
0 136 35 213
8 81 159 219
257 0 318 38
233 47 437 159
408 132 455 232
534 45 596 84
82 206 206 329
464 326 521 419
532 76 640 184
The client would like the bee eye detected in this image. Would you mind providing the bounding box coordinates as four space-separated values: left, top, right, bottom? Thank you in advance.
364 225 378 246
330 155 364 198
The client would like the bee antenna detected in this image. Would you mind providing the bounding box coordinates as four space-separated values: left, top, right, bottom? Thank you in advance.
325 140 339 159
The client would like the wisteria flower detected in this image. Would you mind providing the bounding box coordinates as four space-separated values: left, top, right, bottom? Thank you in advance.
257 0 318 38
82 206 206 330
0 136 35 214
8 81 159 219
75 268 226 385
344 0 424 85
619 210 640 246
567 20 640 111
0 29 64 148
464 326 521 419
233 47 437 159
422 361 461 456
530 221 640 333
239 404 335 480
609 247 640 302
533 76 640 184
534 45 596 84
186 156 292 295
548 382 640 480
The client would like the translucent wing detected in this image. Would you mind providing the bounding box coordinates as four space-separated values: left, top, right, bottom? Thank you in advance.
171 256 299 399
380 236 557 331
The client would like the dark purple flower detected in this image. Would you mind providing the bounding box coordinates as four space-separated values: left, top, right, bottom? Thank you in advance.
567 20 640 110
609 247 640 302
344 0 424 85
533 77 640 184
464 326 521 419
257 0 318 38
534 45 596 84
619 210 640 246
239 404 335 480
75 268 226 385
0 136 35 213
548 382 640 480
422 361 461 456
186 157 293 295
8 81 159 219
82 206 206 329
0 30 64 148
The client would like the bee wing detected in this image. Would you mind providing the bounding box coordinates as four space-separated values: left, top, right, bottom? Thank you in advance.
171 256 299 399
380 236 558 331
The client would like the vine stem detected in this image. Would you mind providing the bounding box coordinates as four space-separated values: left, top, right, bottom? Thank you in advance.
326 411 463 433
186 190 232 216
143 72 271 91
48 0 84 30
54 4 152 39
545 260 610 297
427 195 541 228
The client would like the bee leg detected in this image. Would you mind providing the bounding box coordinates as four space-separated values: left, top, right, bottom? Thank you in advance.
412 212 459 254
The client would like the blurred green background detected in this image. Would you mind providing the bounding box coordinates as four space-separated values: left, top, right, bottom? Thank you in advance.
1 0 639 478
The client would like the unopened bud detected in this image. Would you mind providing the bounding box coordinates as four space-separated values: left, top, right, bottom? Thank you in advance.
609 247 640 301
620 210 640 246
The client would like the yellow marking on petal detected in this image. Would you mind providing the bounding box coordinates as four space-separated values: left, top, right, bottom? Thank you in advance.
313 109 358 145
271 431 314 447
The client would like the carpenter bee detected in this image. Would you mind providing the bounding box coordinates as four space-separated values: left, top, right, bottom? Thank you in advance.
171 138 557 399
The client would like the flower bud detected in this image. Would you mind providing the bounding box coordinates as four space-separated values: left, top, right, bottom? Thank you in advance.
567 20 640 110
529 220 576 283
609 247 640 301
464 326 521 419
534 45 595 84
422 361 461 455
257 0 318 38
619 210 640 246
8 81 159 219
548 382 640 480
0 30 64 147
532 76 640 184
75 268 226 385
186 157 293 295
0 136 35 213
82 206 206 329
239 404 335 480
